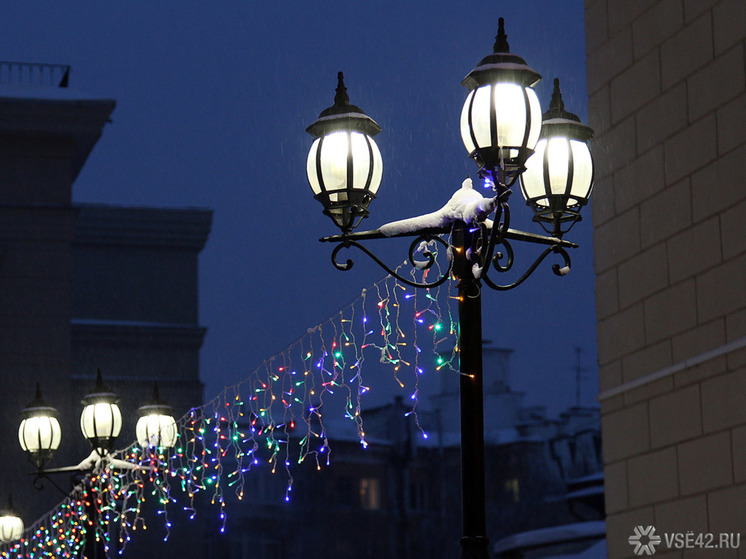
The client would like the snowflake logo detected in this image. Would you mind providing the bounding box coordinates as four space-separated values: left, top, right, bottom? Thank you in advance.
628 525 661 555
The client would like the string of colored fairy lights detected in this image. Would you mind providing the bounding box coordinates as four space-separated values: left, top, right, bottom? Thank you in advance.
3 247 461 558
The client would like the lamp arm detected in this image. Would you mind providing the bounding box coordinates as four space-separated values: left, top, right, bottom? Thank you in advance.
472 193 511 273
31 473 70 496
330 234 453 289
482 244 572 291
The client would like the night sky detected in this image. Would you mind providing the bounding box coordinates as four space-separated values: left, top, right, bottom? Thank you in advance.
1 1 597 416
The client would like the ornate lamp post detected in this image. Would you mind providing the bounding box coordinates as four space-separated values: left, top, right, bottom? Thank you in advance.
13 372 178 554
305 17 593 559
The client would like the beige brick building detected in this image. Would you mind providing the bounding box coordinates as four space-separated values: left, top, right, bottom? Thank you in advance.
586 0 746 557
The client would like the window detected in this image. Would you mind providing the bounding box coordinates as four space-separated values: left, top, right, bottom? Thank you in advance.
504 477 520 503
336 475 382 510
359 477 381 510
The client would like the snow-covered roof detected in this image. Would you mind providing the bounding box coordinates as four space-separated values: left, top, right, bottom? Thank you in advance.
493 520 606 555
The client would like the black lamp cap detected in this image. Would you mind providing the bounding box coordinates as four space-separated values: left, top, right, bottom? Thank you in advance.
81 368 119 406
306 72 382 138
20 382 59 419
137 381 174 416
540 78 594 141
0 495 19 517
462 17 541 90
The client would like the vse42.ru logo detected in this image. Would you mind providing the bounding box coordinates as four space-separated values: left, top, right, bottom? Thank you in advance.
629 526 741 555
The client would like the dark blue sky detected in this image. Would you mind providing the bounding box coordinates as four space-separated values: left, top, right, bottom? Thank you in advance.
1 1 597 415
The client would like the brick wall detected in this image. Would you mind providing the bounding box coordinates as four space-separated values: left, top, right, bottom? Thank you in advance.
585 0 746 557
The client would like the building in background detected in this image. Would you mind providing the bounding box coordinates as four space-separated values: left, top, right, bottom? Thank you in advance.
0 62 211 558
210 347 604 559
585 1 746 557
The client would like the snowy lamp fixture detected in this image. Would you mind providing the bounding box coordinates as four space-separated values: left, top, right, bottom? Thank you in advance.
0 496 23 542
79 369 122 454
306 72 383 233
460 17 542 185
519 78 595 237
136 382 178 449
305 18 593 559
18 383 62 470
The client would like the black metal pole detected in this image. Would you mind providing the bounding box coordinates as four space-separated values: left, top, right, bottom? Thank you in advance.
452 222 489 559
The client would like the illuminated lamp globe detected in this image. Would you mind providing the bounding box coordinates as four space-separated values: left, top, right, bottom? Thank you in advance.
519 78 594 237
0 496 23 542
18 383 62 470
136 382 178 449
79 369 122 454
306 72 383 233
460 17 543 185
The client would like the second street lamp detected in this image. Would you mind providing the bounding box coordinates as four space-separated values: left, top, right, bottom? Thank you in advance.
13 372 179 556
519 78 595 237
305 16 594 559
79 369 123 455
136 382 178 450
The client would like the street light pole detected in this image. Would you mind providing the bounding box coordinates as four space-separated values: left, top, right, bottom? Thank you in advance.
305 16 594 559
453 223 488 559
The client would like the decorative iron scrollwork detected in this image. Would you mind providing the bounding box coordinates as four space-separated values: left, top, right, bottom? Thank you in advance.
330 233 453 289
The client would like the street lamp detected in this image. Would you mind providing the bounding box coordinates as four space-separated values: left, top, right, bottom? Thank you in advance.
136 382 178 449
460 17 542 183
305 17 593 559
15 372 178 553
0 496 23 543
18 383 62 471
519 78 594 237
79 369 123 455
306 71 383 233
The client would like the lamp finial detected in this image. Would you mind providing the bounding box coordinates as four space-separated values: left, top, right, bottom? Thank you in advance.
334 71 350 107
549 78 565 112
493 17 510 53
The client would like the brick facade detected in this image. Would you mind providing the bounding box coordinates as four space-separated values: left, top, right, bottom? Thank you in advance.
586 0 746 557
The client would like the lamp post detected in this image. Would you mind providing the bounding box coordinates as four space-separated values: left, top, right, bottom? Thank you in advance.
305 17 593 559
14 371 178 557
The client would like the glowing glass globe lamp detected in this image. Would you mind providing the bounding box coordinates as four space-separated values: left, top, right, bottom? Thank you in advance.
18 383 62 470
0 497 23 542
460 18 543 184
136 382 178 449
306 72 383 233
519 78 595 237
79 369 122 454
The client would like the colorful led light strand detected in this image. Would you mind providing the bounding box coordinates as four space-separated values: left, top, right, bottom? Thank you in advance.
4 253 460 557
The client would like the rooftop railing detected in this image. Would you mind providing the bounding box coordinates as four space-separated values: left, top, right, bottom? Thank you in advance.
0 61 70 87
